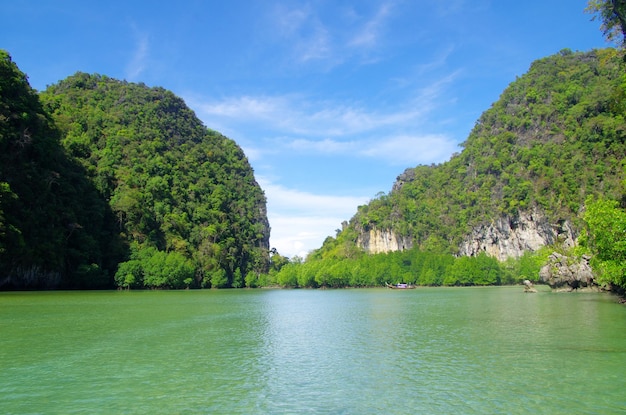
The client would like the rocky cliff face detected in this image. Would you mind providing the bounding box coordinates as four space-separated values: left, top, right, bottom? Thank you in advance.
356 228 413 254
458 209 576 261
355 209 576 260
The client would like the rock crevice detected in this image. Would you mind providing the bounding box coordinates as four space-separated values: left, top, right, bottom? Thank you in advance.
458 209 575 261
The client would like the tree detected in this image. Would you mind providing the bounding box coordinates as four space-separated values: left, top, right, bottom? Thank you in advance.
581 197 626 289
586 0 626 47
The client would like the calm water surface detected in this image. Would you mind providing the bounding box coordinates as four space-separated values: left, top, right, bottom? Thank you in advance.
1 287 625 414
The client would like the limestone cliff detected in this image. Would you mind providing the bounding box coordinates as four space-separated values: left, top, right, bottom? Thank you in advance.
355 208 575 260
356 228 413 254
458 209 576 261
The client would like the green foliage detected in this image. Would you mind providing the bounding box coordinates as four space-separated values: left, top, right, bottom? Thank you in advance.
580 196 626 289
0 50 125 289
510 247 552 284
444 253 501 286
586 0 626 47
0 52 269 289
268 247 529 288
114 244 195 289
40 72 270 288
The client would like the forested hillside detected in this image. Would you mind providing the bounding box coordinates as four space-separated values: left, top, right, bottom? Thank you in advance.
0 51 270 289
40 73 270 289
266 48 626 289
0 51 125 288
331 48 626 256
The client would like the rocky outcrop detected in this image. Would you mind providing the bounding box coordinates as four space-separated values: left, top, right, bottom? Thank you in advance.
458 209 575 261
523 279 537 293
356 228 413 254
539 252 597 291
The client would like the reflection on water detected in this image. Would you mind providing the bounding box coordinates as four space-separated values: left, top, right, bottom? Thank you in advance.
1 287 625 414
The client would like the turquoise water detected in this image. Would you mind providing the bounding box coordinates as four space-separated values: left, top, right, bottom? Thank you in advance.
1 287 625 414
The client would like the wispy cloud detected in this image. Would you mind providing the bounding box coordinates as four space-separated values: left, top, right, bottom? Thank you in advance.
187 67 460 167
197 95 289 120
347 2 393 48
273 4 311 36
270 4 332 63
280 133 456 165
358 134 458 165
125 25 149 80
268 1 396 67
192 86 441 138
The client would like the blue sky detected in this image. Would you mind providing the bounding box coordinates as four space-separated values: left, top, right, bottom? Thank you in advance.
3 1 610 258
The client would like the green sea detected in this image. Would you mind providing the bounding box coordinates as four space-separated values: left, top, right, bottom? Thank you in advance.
1 286 625 414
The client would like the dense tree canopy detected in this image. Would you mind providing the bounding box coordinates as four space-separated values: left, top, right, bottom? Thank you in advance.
264 243 549 288
40 73 270 288
3 45 626 291
0 51 124 288
579 196 626 290
0 52 270 289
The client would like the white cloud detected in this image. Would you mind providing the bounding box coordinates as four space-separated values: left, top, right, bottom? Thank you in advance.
269 215 344 259
358 134 458 165
297 25 332 62
273 4 311 36
187 71 461 167
197 95 289 121
286 137 353 154
276 132 456 165
193 91 435 138
188 65 460 141
259 178 369 258
261 179 368 216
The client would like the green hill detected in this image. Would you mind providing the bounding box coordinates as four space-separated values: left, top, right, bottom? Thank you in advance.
336 48 626 254
272 48 626 289
0 51 270 289
40 73 270 289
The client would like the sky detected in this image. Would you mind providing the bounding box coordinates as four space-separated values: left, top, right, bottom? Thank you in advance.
2 0 611 258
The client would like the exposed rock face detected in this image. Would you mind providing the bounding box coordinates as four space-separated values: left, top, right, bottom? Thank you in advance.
392 168 416 192
539 252 596 291
355 208 576 259
356 228 413 254
458 209 575 261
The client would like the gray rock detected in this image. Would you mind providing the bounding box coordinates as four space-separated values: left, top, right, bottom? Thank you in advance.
523 279 537 293
458 208 575 261
539 252 596 291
